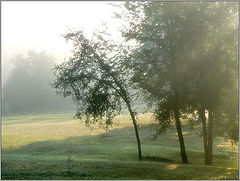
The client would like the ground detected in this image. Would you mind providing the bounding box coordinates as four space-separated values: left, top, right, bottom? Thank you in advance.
1 113 239 180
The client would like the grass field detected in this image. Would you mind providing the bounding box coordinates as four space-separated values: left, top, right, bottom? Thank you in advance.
1 113 239 180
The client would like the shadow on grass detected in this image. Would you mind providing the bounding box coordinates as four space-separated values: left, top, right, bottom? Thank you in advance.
2 123 239 180
143 156 174 163
2 124 184 167
3 124 236 163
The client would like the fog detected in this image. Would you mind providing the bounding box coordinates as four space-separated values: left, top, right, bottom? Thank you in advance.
1 2 238 179
2 1 124 115
2 1 124 81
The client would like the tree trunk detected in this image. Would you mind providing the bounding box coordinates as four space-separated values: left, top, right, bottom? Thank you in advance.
206 109 213 165
125 101 142 161
168 17 188 164
174 108 189 164
199 108 208 165
101 67 142 161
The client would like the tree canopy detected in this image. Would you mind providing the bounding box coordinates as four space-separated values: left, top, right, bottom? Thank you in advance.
52 31 143 160
117 1 238 164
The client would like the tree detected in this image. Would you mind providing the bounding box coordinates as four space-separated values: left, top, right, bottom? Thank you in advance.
118 1 202 164
52 31 143 160
185 2 238 165
118 1 238 165
211 80 238 144
216 80 238 143
2 51 74 115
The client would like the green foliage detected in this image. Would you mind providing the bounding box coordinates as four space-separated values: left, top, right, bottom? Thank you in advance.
153 100 173 135
185 2 238 144
53 31 118 130
187 3 238 110
52 30 144 160
75 84 122 130
118 1 238 141
118 2 201 134
213 81 239 142
52 30 139 131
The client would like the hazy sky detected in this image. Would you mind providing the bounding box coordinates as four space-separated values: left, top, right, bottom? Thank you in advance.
2 1 124 82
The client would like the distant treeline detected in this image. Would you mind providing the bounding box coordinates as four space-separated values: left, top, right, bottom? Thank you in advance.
2 51 75 115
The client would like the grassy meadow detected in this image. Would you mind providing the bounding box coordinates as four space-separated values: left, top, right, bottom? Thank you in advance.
1 113 239 180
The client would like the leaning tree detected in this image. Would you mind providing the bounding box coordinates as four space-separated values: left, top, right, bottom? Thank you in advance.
52 31 143 160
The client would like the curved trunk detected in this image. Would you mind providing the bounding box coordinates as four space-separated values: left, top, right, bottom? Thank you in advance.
125 101 142 161
97 60 142 160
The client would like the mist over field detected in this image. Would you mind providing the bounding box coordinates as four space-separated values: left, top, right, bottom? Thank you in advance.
2 1 123 115
1 1 239 180
2 51 76 115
